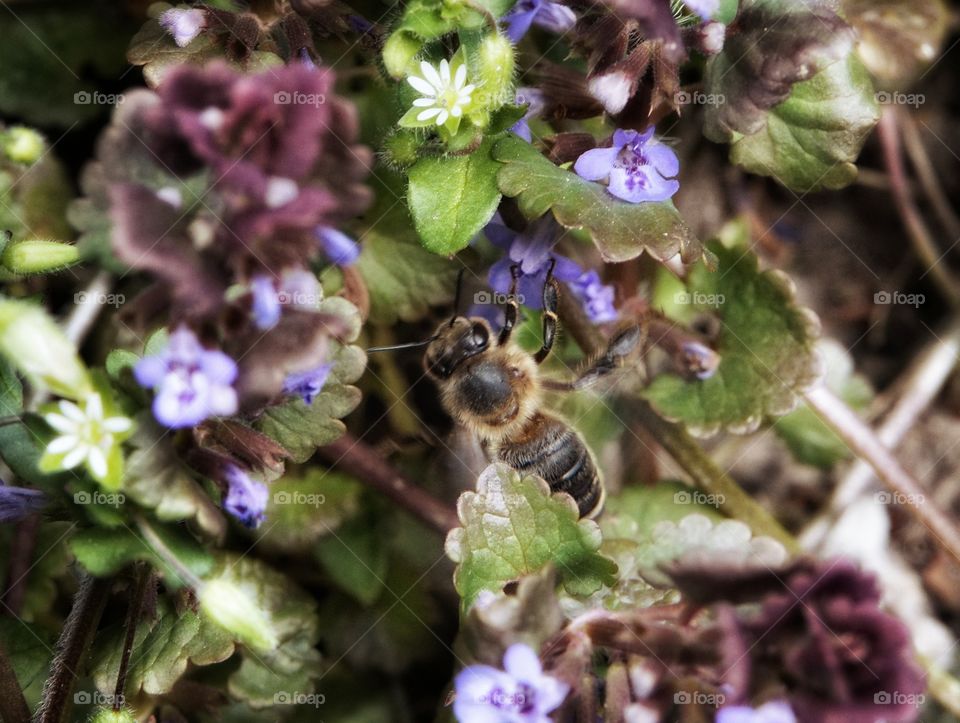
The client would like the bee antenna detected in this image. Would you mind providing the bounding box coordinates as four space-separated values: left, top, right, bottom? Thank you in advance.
450 268 467 327
366 335 438 354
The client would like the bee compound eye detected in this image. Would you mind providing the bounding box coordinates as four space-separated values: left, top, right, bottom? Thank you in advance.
469 324 489 349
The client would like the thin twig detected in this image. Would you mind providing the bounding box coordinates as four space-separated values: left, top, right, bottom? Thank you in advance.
804 385 960 566
899 112 960 241
317 433 460 534
0 639 31 723
878 108 960 305
35 573 111 723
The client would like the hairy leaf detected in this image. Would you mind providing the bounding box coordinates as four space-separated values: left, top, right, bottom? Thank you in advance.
704 0 879 191
0 618 51 710
493 136 704 264
643 242 821 436
445 463 618 609
408 137 502 255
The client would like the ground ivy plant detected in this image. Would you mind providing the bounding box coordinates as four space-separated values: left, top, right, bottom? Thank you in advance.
1 0 957 722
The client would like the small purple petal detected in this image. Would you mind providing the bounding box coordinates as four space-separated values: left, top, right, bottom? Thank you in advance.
488 256 515 296
569 269 618 323
717 701 797 723
511 118 533 142
573 147 619 181
133 356 168 388
503 0 541 42
282 362 333 405
645 142 680 177
250 275 281 330
531 1 576 34
316 226 360 266
503 643 543 679
223 464 268 529
159 8 206 48
682 0 720 20
0 484 46 523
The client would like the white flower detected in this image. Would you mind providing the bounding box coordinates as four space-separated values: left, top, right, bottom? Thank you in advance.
43 394 133 482
407 58 476 128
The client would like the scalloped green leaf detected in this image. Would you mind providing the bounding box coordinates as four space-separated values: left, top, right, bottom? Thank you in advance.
255 299 366 463
445 463 618 609
642 241 821 437
93 597 235 698
407 137 502 255
0 618 51 710
493 135 705 265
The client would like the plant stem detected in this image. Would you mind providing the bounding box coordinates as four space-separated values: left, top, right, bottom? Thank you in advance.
1 513 41 617
0 639 30 723
36 573 111 723
113 564 150 711
804 385 960 566
317 433 459 534
899 112 960 240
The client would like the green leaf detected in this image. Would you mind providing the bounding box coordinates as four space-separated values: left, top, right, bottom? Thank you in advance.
0 356 22 416
313 510 388 605
408 137 502 255
0 617 51 710
255 297 365 462
353 170 459 323
493 136 705 264
703 0 879 192
254 468 363 553
445 463 618 609
93 597 235 697
70 525 214 586
774 339 873 468
642 241 821 436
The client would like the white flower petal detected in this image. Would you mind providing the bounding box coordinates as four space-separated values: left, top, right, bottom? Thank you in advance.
59 400 85 422
436 109 449 125
46 435 79 455
62 445 88 470
460 84 476 95
407 76 436 96
454 63 467 89
87 446 108 480
103 416 133 433
419 61 443 90
439 59 451 83
85 393 104 421
417 107 442 121
412 98 436 107
451 105 463 118
45 413 78 434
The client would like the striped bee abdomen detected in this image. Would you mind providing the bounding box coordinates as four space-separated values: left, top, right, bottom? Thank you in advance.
494 412 604 519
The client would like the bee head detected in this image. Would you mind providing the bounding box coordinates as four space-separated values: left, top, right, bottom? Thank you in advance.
424 316 492 379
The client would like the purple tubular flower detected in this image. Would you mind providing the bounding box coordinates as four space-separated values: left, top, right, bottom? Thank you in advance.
503 0 576 43
574 128 680 204
682 0 720 20
282 362 333 405
316 226 360 265
0 484 46 523
569 269 618 323
222 464 268 529
717 701 797 723
250 275 281 330
454 643 569 723
134 327 239 429
159 8 206 47
511 87 547 142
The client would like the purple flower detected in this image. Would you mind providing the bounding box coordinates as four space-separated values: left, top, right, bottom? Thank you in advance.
454 643 569 723
282 362 333 405
569 269 617 323
251 275 282 330
0 484 46 523
503 0 576 42
574 128 680 204
222 464 268 529
717 701 797 723
511 87 547 142
134 327 239 428
682 0 719 20
316 226 360 265
159 8 206 47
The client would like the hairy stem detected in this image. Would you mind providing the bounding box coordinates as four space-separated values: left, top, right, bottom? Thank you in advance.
36 574 111 723
2 514 41 617
317 433 459 534
113 564 150 711
0 639 31 723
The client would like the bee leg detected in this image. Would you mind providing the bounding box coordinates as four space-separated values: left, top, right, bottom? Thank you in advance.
498 264 522 345
542 324 643 390
533 260 560 364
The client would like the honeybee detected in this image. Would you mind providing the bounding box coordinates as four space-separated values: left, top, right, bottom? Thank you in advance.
374 264 641 519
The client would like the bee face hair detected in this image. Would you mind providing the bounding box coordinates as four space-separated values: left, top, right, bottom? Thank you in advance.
423 317 492 379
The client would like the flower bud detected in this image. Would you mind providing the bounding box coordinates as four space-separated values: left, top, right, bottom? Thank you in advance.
382 30 422 79
0 298 92 399
2 239 80 276
382 130 422 170
1 126 46 165
473 32 515 118
199 578 279 652
87 707 137 723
